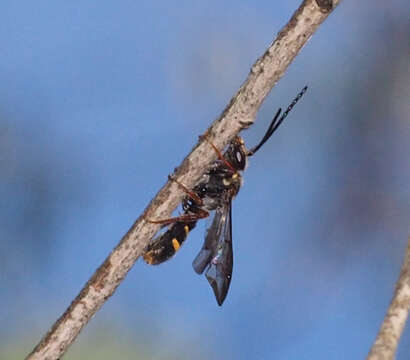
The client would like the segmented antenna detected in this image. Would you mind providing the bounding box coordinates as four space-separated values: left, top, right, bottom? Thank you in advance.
247 86 308 156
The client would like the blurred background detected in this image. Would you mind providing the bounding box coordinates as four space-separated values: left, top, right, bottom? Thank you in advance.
1 1 409 359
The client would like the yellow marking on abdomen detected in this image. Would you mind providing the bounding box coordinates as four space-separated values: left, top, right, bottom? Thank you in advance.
172 238 180 251
184 225 190 235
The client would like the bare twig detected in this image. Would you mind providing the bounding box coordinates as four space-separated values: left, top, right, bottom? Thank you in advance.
367 236 410 360
26 1 341 359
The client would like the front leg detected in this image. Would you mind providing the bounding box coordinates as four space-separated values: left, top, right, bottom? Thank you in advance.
199 133 236 173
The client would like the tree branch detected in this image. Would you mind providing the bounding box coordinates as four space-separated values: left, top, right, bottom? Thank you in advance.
367 236 410 360
25 1 341 359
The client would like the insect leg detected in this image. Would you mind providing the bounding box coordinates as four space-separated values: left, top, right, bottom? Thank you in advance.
146 208 209 226
200 133 236 173
168 174 203 205
146 174 206 224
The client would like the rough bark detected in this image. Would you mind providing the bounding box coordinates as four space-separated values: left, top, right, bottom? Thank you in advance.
367 237 410 360
26 1 342 359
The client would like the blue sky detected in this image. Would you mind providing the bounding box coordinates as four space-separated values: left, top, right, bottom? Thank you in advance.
1 1 409 359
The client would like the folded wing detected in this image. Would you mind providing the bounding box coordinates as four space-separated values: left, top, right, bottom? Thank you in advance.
192 202 233 306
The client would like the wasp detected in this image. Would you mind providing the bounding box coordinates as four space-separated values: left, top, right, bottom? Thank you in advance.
143 86 307 305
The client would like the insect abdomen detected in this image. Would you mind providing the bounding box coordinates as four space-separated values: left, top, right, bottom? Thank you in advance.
143 222 196 265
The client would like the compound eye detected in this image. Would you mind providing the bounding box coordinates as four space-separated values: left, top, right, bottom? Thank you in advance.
236 151 242 164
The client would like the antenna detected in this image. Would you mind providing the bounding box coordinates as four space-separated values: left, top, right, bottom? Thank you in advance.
247 86 308 156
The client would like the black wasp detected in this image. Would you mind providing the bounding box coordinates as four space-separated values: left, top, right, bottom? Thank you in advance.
143 86 307 305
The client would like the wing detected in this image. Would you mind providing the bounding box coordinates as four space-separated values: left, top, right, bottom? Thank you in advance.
192 202 233 306
192 208 225 274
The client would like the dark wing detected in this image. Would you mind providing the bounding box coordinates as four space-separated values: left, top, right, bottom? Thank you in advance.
192 202 233 306
192 208 225 274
